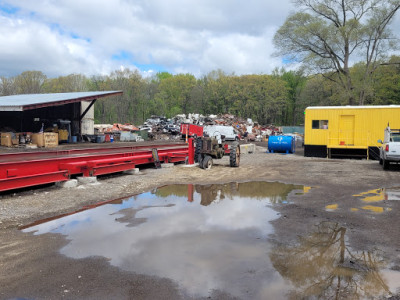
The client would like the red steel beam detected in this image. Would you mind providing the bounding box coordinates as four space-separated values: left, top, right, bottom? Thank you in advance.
0 142 192 192
0 143 187 163
0 171 69 191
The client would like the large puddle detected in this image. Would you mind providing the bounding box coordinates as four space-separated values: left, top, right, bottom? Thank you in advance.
23 182 400 299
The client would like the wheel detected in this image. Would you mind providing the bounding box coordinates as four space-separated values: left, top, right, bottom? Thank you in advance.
230 142 240 167
202 155 213 170
383 158 390 170
195 138 203 163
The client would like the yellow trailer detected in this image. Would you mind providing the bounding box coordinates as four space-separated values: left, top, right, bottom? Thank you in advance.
304 106 400 159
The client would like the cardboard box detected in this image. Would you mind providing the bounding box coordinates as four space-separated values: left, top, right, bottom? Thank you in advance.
44 132 58 147
32 132 59 147
1 133 19 147
1 133 12 147
32 133 44 147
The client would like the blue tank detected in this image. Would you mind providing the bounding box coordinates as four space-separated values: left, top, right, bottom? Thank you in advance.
268 135 295 154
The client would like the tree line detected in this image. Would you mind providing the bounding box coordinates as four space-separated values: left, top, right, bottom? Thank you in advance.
2 0 400 126
1 59 400 126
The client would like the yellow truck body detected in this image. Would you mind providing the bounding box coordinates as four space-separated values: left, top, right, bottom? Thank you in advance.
304 105 400 158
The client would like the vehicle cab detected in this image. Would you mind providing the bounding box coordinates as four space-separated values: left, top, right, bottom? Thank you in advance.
378 127 400 170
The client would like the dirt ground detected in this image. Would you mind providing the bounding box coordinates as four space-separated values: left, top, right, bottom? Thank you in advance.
1 142 400 299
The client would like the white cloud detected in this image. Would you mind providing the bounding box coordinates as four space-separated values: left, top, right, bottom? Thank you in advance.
3 0 376 78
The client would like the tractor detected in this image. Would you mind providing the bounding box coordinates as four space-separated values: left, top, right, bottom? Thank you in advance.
194 135 240 169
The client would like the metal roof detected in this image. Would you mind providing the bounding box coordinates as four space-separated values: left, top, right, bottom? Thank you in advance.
0 91 122 111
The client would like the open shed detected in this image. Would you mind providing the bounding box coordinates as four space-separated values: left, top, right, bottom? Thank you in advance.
0 91 122 139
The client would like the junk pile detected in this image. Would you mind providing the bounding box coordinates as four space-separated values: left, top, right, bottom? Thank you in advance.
93 123 144 142
132 114 284 142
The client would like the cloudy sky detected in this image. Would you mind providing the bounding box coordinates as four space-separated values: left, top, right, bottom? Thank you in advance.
1 1 400 79
0 0 298 78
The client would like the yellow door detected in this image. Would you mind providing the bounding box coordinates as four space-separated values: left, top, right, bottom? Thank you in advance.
339 115 355 145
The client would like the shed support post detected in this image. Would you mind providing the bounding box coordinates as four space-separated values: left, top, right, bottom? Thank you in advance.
79 99 97 121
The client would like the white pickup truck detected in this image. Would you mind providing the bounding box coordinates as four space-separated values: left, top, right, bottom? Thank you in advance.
378 127 400 170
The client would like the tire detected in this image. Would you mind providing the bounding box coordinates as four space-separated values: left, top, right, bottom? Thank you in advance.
202 155 213 170
383 158 390 170
230 142 240 167
195 138 203 163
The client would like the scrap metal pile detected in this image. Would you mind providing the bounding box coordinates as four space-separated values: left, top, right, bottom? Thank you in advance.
93 114 283 142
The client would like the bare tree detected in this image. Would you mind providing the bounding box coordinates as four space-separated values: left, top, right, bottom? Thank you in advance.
0 76 16 96
274 0 400 105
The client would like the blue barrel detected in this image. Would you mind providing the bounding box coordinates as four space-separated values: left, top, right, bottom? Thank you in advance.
96 135 105 143
268 135 295 153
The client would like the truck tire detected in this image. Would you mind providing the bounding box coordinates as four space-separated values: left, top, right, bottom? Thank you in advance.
195 138 203 163
202 155 213 170
230 142 240 167
383 158 390 170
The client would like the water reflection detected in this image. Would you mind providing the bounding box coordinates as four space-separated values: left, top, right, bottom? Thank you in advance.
353 188 400 202
22 183 399 299
326 204 338 211
155 181 308 205
24 181 307 299
270 222 399 299
352 188 398 214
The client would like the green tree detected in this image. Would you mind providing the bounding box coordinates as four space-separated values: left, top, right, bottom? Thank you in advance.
154 73 197 117
14 71 47 94
371 56 400 104
274 0 400 105
203 70 233 114
273 68 306 125
43 74 88 93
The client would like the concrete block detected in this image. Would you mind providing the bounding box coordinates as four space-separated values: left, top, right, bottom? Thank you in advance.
77 176 98 184
56 179 78 188
162 163 174 168
179 163 199 168
240 144 255 154
123 168 140 175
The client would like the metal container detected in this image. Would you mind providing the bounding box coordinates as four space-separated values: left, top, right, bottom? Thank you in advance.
96 135 105 143
139 130 149 141
120 131 131 142
130 133 138 141
268 135 295 153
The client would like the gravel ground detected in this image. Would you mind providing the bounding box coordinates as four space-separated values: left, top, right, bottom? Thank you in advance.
1 143 400 299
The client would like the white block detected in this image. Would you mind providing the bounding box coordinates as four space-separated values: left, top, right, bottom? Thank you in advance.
162 163 174 168
77 176 98 184
56 179 78 188
123 168 140 175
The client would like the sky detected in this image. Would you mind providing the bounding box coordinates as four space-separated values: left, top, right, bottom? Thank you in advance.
0 0 296 78
1 1 400 79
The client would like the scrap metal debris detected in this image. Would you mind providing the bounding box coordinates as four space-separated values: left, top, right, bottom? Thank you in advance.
93 114 288 142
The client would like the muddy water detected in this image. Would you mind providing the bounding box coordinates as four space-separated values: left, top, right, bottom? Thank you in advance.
23 182 400 299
